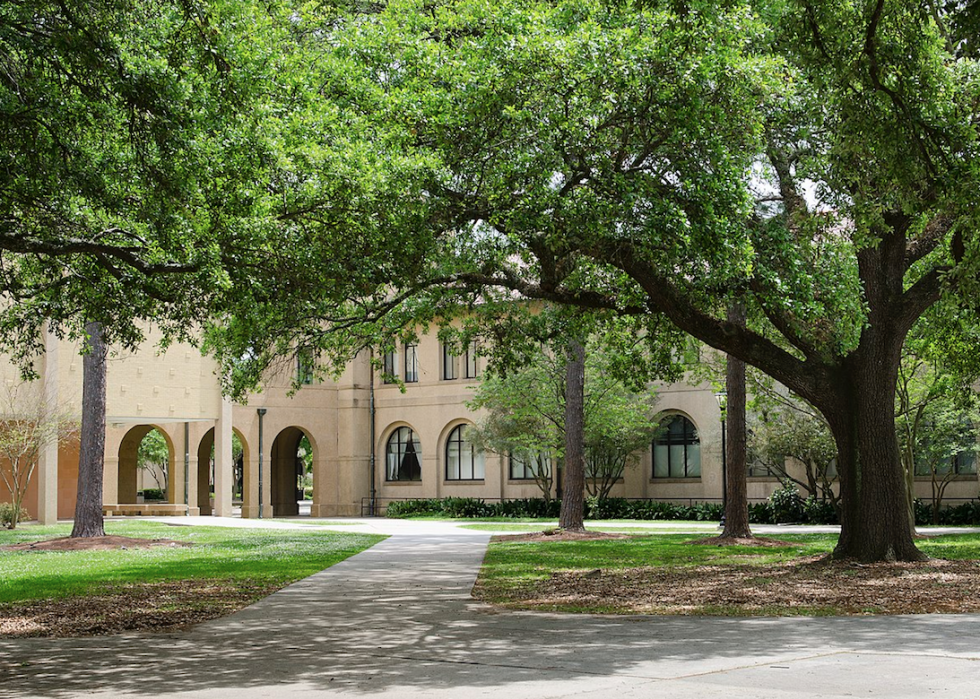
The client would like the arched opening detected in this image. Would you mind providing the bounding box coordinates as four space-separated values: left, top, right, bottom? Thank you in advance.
197 429 246 516
271 427 314 517
118 426 174 504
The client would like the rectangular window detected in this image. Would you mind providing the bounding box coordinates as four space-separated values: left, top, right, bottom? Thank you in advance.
296 351 314 385
442 342 458 380
405 343 419 383
510 452 551 480
464 341 478 378
382 349 397 384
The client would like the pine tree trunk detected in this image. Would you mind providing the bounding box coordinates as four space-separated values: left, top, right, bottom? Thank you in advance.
827 344 926 562
559 338 586 532
721 304 752 539
70 321 107 538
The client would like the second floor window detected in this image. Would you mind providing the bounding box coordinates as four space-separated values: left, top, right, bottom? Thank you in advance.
405 343 419 383
443 342 458 380
382 349 397 384
464 341 478 378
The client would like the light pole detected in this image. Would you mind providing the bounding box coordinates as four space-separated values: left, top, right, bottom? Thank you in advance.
714 390 727 527
257 408 267 519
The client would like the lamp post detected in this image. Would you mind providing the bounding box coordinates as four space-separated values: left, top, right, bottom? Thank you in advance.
257 408 267 519
714 390 727 527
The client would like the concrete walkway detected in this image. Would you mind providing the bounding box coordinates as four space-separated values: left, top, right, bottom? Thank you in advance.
2 519 980 698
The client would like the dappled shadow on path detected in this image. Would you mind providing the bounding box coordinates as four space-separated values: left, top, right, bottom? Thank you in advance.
2 534 979 698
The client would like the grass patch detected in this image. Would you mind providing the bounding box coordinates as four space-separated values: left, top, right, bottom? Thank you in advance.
0 521 384 606
475 532 980 616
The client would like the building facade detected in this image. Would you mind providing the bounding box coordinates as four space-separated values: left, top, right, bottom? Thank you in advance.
3 326 978 522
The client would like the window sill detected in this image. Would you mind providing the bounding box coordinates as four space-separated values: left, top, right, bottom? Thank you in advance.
649 477 702 483
443 479 485 484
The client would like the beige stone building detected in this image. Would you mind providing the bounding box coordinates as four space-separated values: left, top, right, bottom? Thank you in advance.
3 326 978 523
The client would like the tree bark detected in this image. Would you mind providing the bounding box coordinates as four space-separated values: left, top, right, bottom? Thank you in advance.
559 338 586 532
823 337 926 562
720 303 752 539
70 321 107 538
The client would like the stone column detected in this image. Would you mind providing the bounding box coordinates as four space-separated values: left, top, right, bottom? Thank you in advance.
36 325 60 524
213 397 233 516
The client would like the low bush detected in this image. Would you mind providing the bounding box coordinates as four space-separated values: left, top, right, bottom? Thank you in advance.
140 489 165 501
384 499 442 517
0 503 31 529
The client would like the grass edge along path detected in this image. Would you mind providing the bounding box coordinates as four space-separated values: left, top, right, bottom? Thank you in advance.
0 521 384 637
474 532 980 616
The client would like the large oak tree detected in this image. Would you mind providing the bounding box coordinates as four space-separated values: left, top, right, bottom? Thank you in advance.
206 0 980 562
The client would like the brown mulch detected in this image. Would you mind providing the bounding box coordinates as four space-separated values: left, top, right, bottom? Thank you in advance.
0 535 268 638
475 552 980 616
1 536 193 552
0 579 278 638
497 529 630 542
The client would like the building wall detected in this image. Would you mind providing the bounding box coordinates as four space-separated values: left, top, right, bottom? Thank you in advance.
2 324 978 520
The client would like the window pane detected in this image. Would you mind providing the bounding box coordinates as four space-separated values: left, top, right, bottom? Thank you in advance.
687 441 701 477
383 350 397 384
443 343 457 380
653 444 669 478
669 444 686 477
465 342 478 378
472 447 485 479
405 344 419 383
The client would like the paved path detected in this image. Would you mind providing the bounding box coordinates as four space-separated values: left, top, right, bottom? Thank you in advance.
2 519 980 698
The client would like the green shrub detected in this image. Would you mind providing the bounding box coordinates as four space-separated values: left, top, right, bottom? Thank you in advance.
585 497 632 520
769 484 804 523
384 499 442 517
140 489 165 501
801 497 838 525
441 497 493 518
747 502 773 524
0 503 31 529
497 498 560 518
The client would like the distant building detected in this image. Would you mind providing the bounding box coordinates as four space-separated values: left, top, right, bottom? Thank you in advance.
2 326 977 522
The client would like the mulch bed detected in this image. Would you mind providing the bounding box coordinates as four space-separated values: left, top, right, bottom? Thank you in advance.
1 536 193 552
478 532 980 615
0 580 277 638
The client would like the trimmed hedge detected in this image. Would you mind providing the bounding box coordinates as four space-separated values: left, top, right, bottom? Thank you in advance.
383 495 980 526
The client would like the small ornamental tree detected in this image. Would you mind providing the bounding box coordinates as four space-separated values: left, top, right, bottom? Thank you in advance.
137 429 170 495
468 331 660 512
0 381 79 529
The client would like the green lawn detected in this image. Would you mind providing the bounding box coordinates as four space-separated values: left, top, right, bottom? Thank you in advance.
0 521 384 605
460 521 720 533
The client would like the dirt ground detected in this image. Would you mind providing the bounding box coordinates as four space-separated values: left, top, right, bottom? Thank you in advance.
477 531 980 615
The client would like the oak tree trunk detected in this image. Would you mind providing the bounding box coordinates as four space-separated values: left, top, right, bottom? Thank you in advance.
559 338 586 532
825 341 926 562
720 304 752 539
70 321 107 538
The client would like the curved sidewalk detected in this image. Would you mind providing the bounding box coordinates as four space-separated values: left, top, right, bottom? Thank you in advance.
2 520 980 698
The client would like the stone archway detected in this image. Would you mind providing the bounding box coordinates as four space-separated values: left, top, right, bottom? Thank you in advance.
117 426 174 505
197 428 248 516
270 427 314 517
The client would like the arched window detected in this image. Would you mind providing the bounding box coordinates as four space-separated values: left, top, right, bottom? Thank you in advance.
445 424 484 480
386 427 422 481
652 415 700 478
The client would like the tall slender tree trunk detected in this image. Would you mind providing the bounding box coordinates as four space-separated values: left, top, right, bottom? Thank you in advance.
720 303 752 539
70 321 107 538
559 338 586 532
